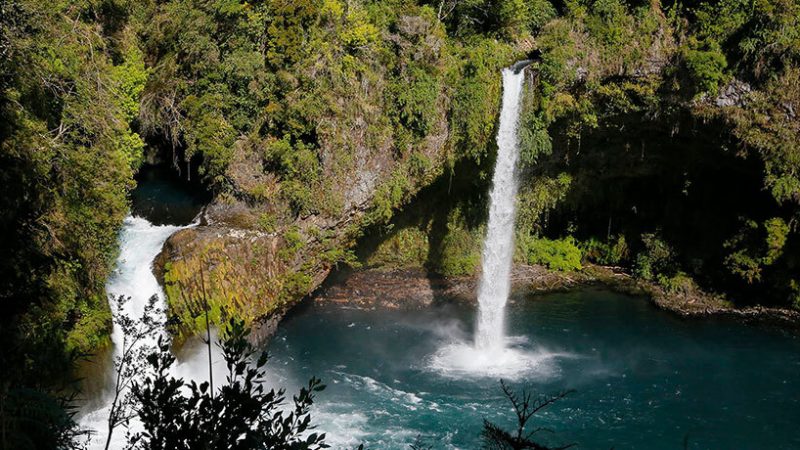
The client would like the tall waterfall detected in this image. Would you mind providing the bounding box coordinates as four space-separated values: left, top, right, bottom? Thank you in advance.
475 67 526 350
429 64 562 379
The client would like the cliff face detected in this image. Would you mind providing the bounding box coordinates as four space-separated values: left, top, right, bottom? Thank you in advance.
146 3 525 336
155 100 454 337
155 0 800 336
328 2 800 313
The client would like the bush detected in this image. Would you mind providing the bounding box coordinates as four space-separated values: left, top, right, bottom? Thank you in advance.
683 38 728 95
130 319 327 450
657 271 696 294
582 235 629 266
724 217 790 284
366 227 430 269
522 236 583 272
634 233 677 281
790 280 800 311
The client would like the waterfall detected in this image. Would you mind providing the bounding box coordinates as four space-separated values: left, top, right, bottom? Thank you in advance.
79 216 228 449
475 67 526 350
429 63 558 379
80 216 225 448
77 216 181 449
109 217 181 351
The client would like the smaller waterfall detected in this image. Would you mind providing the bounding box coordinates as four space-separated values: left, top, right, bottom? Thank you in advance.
474 67 526 350
78 217 181 449
78 216 226 449
109 217 180 352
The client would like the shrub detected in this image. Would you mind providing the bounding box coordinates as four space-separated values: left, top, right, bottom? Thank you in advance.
257 213 277 233
582 235 629 266
522 236 583 272
436 227 481 276
724 217 790 284
634 233 677 281
366 227 429 269
130 319 327 450
790 280 800 311
683 38 728 95
657 271 696 294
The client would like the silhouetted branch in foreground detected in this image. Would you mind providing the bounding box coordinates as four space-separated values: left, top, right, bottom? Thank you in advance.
128 318 328 450
481 380 575 450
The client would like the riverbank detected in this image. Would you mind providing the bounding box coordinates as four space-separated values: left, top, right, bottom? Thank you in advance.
311 264 800 330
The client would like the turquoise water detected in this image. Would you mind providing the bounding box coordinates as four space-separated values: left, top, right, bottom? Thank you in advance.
265 289 800 449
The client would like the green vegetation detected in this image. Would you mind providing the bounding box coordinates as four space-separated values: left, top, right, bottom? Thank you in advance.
131 319 328 450
634 233 679 284
582 235 630 266
724 217 790 284
366 228 430 270
2 4 800 440
362 0 799 312
1 0 799 446
520 236 583 272
363 206 483 277
1 0 146 381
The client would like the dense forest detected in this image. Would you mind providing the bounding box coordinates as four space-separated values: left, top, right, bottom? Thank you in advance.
0 0 798 446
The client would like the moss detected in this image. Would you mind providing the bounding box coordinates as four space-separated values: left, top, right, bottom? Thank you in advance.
366 227 429 269
369 170 413 225
65 299 113 354
257 213 277 233
280 271 314 301
161 236 285 340
435 227 482 276
278 227 305 261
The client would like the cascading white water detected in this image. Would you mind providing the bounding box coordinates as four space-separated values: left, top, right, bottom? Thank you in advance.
429 64 564 379
78 216 181 449
109 217 180 351
475 67 526 350
78 216 207 449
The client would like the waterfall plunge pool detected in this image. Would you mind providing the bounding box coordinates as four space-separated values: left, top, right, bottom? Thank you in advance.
78 78 800 449
265 288 800 449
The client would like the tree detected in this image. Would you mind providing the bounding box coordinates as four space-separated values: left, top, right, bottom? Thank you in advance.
481 381 575 450
103 296 164 450
128 318 328 450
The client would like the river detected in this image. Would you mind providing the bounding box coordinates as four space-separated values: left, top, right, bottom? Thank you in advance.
77 163 800 449
267 288 800 449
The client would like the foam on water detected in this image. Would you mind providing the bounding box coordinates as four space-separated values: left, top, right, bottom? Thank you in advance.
429 339 567 381
310 373 438 448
